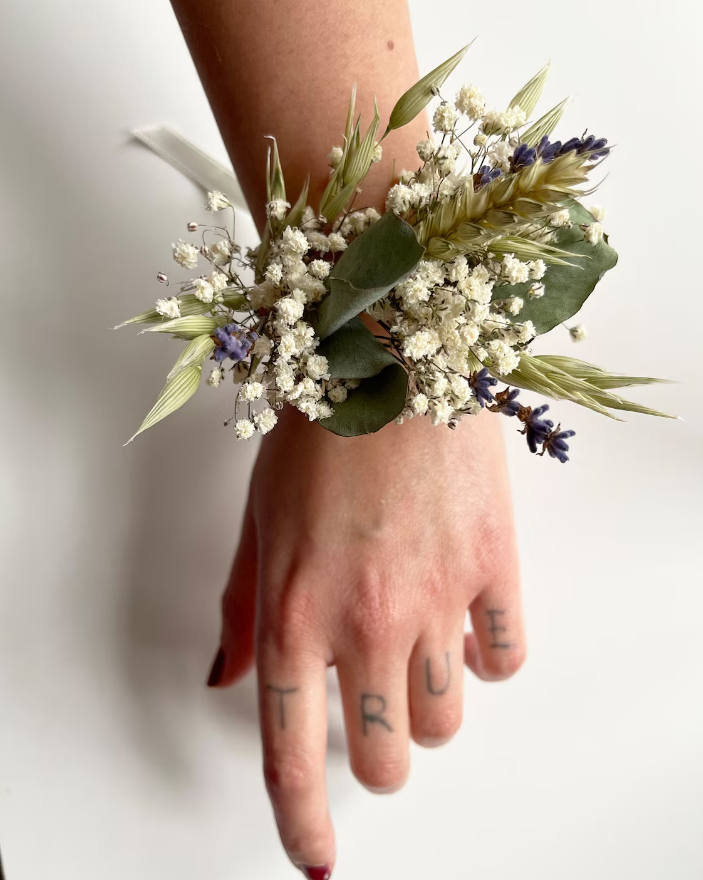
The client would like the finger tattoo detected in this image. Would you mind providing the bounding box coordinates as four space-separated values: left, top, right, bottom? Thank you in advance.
360 693 393 736
425 652 451 695
266 684 299 731
485 609 515 650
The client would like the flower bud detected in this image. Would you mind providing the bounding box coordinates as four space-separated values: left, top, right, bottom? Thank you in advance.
187 221 198 232
156 271 169 285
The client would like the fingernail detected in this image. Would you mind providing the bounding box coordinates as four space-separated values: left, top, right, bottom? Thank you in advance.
301 867 331 880
206 647 225 687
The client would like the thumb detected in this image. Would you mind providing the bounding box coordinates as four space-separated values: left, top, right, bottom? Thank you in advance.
207 492 258 688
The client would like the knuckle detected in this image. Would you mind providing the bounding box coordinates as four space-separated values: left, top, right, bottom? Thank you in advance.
352 756 408 794
344 567 403 649
263 753 316 802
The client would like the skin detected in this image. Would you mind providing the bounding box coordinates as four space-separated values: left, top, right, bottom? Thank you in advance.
169 0 525 874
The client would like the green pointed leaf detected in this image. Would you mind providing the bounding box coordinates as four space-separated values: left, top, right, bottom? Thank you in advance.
167 334 215 380
535 356 672 390
344 97 381 185
126 365 202 444
344 84 357 145
284 177 310 229
320 179 359 227
141 316 225 339
521 97 571 148
384 42 474 138
116 291 248 328
317 316 398 378
494 200 618 334
265 136 286 201
315 211 425 339
509 62 551 117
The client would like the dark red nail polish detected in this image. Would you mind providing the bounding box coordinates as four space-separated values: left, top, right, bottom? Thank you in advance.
302 867 331 880
207 647 225 687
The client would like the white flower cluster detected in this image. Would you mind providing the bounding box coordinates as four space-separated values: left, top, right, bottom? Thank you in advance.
381 252 538 426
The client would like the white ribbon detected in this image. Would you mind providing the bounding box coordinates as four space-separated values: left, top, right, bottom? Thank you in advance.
131 124 250 214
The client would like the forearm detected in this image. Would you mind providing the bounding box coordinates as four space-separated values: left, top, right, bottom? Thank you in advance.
169 0 428 231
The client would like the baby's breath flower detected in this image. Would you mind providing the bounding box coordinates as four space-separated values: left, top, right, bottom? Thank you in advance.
473 132 487 147
209 271 228 292
265 261 284 285
155 296 181 319
308 259 330 279
589 204 606 222
327 232 347 253
528 260 547 281
275 295 305 326
207 368 224 387
193 277 214 303
501 254 530 285
583 222 604 244
433 102 458 133
266 199 290 221
402 329 442 360
365 207 381 224
210 239 232 263
206 191 231 212
305 354 329 381
429 398 454 425
328 146 344 168
455 83 486 120
172 240 199 270
328 384 348 403
316 400 334 420
569 324 588 342
416 138 435 162
235 418 255 440
281 226 309 257
506 297 524 316
528 282 545 299
240 381 264 402
386 183 414 214
306 231 330 254
411 393 429 415
254 408 278 434
550 208 572 227
371 143 383 164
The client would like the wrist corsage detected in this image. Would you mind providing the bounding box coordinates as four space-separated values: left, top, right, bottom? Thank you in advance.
119 43 674 461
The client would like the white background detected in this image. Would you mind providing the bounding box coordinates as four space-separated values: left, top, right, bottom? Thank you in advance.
1 1 702 878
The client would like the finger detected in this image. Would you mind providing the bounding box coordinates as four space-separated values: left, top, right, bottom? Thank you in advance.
207 493 257 688
258 619 335 877
337 642 411 794
464 582 526 682
408 621 464 747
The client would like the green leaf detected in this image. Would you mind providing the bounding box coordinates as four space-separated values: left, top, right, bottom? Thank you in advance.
317 317 408 435
383 42 474 138
319 364 408 436
266 136 286 201
167 334 215 380
284 177 310 229
535 356 672 390
115 291 247 328
509 62 551 117
315 211 425 339
141 316 225 339
317 316 399 378
494 200 618 334
344 97 381 185
521 97 571 148
125 365 202 444
502 353 676 420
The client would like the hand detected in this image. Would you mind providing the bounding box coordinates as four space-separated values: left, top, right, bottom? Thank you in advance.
207 405 525 878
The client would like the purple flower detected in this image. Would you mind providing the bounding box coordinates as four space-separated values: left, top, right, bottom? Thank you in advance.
536 136 561 163
474 165 502 190
556 134 610 161
542 427 576 463
488 387 521 417
213 323 257 362
510 142 537 171
523 404 555 453
469 367 498 407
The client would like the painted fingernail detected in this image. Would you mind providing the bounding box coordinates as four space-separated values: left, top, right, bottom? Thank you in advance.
302 867 331 880
206 647 225 687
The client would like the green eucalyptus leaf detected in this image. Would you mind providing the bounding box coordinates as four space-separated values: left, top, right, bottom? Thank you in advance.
384 42 473 137
125 365 202 444
317 316 398 378
167 334 215 380
320 364 408 436
494 200 618 334
315 211 425 339
521 97 571 148
508 62 551 117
